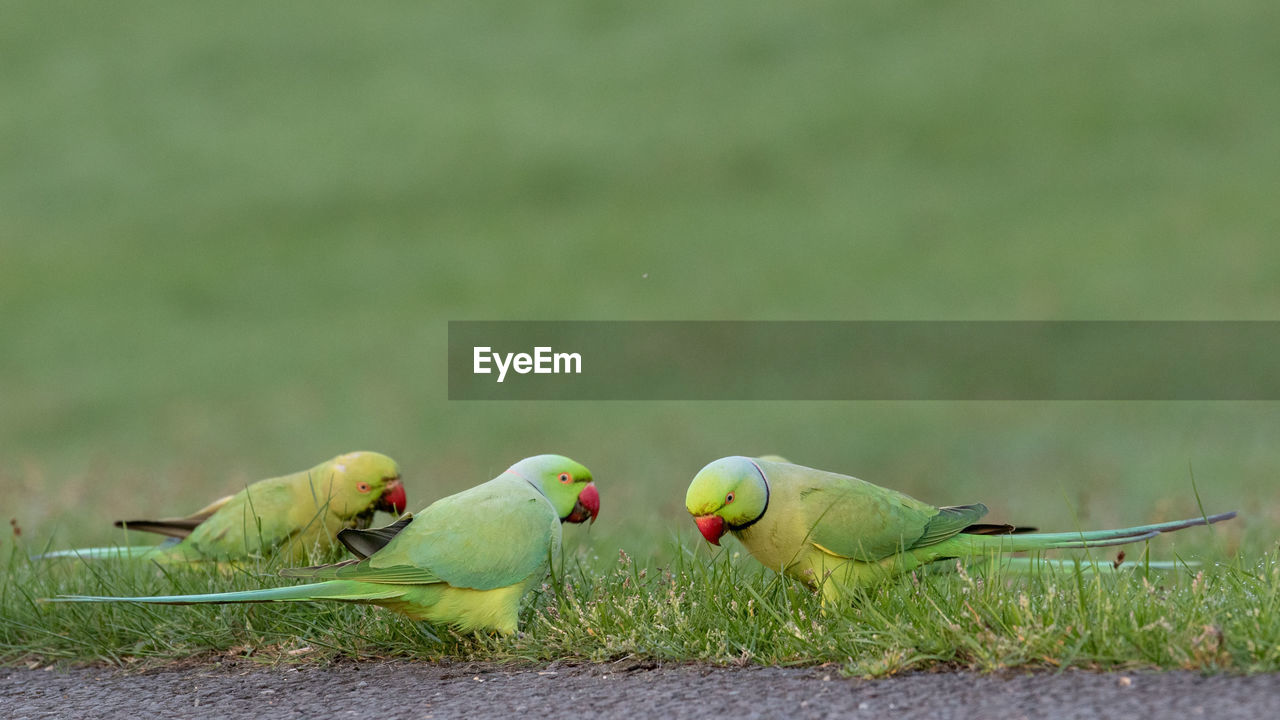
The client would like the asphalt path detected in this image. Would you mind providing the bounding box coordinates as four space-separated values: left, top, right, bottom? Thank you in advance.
4 660 1278 719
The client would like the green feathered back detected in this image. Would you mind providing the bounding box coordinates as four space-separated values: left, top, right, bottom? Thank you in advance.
752 458 951 562
285 473 558 591
179 476 305 559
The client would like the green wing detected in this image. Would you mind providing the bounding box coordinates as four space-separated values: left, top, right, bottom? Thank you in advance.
288 474 558 590
281 559 442 584
776 464 972 561
912 504 990 548
180 479 304 558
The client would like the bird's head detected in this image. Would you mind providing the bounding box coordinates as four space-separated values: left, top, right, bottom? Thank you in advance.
324 451 408 519
685 456 769 545
510 455 599 524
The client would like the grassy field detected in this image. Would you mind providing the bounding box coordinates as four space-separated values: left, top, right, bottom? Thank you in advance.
5 538 1278 675
3 2 1280 673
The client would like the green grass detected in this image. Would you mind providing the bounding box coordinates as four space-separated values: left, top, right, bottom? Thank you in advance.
4 536 1278 676
3 1 1280 673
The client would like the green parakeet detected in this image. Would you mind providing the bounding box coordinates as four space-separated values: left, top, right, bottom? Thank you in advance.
685 456 1235 601
51 454 599 635
37 452 407 564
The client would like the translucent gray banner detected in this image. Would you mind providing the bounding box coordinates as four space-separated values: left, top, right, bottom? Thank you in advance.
448 321 1280 400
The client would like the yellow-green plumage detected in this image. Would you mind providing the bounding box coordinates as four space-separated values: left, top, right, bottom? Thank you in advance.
686 456 1235 602
51 455 599 635
36 452 406 564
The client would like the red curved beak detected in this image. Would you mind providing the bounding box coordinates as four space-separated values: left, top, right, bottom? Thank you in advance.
565 482 600 524
694 515 726 545
377 478 407 515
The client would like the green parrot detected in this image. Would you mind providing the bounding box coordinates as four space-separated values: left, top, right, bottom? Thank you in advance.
36 452 407 564
685 456 1235 601
51 454 599 635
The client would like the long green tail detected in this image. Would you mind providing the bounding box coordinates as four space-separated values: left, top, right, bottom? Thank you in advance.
973 557 1199 573
948 511 1236 555
47 580 407 606
32 545 170 562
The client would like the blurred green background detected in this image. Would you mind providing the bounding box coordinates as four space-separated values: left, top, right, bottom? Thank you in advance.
3 2 1278 560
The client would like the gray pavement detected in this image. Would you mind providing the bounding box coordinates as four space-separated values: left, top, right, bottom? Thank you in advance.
3 660 1278 719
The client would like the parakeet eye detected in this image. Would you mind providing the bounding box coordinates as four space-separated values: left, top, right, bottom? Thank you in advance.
357 481 371 493
725 492 735 504
558 472 572 484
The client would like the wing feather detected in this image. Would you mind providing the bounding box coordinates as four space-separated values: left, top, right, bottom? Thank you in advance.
282 475 558 591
